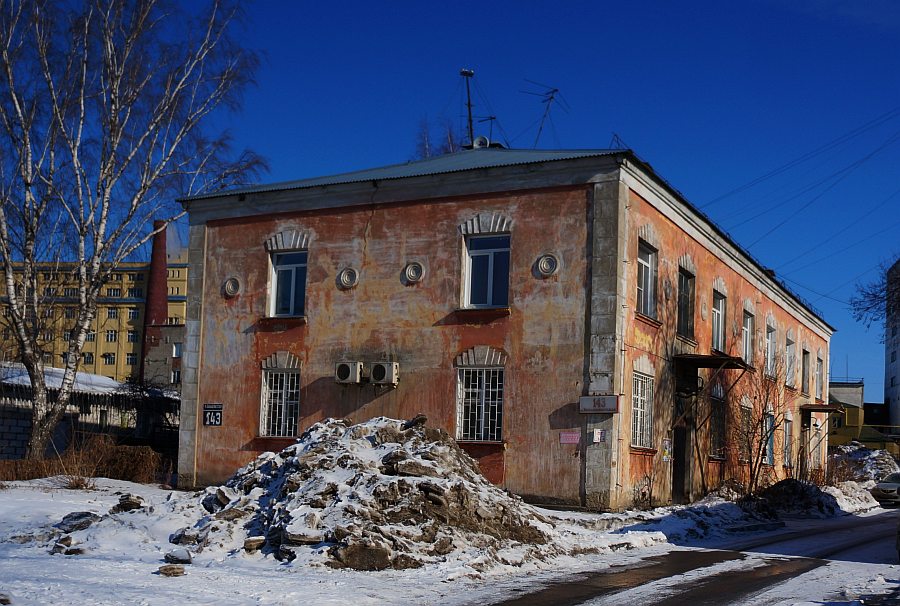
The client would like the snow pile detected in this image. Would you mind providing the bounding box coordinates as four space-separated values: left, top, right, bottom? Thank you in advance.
178 416 560 571
830 441 899 482
755 479 878 518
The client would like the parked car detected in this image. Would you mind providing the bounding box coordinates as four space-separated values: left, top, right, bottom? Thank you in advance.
871 473 900 505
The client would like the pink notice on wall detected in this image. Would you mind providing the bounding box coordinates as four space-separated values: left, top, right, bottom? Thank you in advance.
559 430 581 444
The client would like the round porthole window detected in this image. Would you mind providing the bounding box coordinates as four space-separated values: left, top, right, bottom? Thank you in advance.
402 261 425 284
337 267 359 290
535 253 560 278
222 276 241 298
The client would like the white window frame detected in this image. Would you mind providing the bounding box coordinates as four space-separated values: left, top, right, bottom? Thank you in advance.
815 357 824 400
127 329 138 343
783 418 793 467
709 383 726 458
107 307 118 319
785 336 796 387
105 330 117 343
128 307 139 320
102 352 115 365
269 250 308 318
171 369 182 384
765 325 777 377
711 291 726 352
260 368 301 437
464 234 510 309
125 353 137 366
456 366 504 441
636 241 657 319
173 342 183 358
742 312 754 365
631 371 654 448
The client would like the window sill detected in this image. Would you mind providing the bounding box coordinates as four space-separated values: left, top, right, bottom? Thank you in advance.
676 334 697 347
708 455 726 462
635 313 661 329
630 446 657 456
457 439 506 447
257 316 307 331
785 384 798 393
246 436 297 451
452 307 510 322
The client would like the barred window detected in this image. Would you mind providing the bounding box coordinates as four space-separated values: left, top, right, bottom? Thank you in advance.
456 367 504 441
709 383 726 458
631 371 654 448
260 369 300 437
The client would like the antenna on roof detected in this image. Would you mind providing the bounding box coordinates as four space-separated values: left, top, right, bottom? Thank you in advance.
460 69 475 147
609 133 630 150
520 79 569 148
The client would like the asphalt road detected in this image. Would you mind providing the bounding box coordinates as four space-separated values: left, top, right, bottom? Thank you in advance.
488 509 900 606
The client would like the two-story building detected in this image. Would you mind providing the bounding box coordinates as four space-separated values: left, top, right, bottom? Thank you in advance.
177 146 833 509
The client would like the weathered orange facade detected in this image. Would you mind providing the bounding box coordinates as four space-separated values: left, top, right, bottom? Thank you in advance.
178 148 833 510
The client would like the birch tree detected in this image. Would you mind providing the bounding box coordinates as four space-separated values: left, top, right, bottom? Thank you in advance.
0 0 264 458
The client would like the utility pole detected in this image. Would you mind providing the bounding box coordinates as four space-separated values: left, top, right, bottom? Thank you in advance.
460 68 474 146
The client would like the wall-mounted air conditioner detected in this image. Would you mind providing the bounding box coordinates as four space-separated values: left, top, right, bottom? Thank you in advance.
371 362 399 386
335 361 363 384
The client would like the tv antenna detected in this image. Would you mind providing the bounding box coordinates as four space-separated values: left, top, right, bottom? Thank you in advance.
460 68 475 146
521 78 570 148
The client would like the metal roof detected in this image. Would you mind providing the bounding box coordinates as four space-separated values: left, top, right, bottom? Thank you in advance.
180 148 622 202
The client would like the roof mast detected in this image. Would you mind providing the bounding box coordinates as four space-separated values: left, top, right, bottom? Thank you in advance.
460 68 475 146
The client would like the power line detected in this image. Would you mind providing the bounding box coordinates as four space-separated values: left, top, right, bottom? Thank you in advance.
776 184 900 273
701 102 900 209
743 128 900 247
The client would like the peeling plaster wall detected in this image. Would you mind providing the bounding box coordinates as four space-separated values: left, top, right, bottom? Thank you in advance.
181 187 595 503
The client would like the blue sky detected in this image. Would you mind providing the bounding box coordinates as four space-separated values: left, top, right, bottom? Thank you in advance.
215 0 900 399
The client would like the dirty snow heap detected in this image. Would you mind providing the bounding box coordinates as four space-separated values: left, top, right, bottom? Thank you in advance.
184 416 555 571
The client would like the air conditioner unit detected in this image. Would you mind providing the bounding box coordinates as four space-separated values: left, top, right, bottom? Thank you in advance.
335 361 363 384
371 362 399 386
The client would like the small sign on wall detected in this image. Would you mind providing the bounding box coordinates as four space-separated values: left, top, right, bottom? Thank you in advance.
579 395 619 414
203 403 223 426
559 430 581 444
592 429 606 443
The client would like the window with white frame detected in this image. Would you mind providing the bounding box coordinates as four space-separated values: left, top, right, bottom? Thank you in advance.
631 371 654 448
677 268 695 339
457 367 504 441
765 324 776 376
785 335 796 387
173 342 182 358
86 330 96 342
127 329 138 343
107 307 118 319
465 235 510 308
801 349 810 394
65 307 76 319
711 290 726 352
270 251 308 317
764 411 775 465
126 353 137 366
107 288 121 297
815 356 823 399
128 307 139 320
709 383 726 458
783 417 793 467
636 241 657 319
171 369 182 384
83 352 94 364
742 312 754 365
105 330 117 342
102 352 115 365
260 368 300 437
740 403 752 460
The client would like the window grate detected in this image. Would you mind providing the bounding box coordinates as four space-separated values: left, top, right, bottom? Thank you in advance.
456 368 503 441
631 372 653 448
260 370 300 437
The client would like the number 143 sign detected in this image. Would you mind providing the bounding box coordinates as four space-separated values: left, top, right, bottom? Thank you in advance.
203 403 223 426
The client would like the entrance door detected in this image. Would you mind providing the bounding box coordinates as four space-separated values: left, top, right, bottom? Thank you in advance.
672 426 691 504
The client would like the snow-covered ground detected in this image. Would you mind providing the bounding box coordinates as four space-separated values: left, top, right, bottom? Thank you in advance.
0 422 897 605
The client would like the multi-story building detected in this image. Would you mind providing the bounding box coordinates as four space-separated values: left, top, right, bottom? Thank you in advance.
177 146 833 509
0 226 187 388
886 259 900 425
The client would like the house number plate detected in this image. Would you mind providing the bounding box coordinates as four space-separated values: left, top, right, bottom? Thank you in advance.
203 403 224 426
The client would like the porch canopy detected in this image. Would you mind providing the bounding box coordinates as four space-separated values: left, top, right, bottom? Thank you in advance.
673 353 750 371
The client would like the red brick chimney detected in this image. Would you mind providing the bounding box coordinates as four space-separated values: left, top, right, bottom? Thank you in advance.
139 220 168 383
